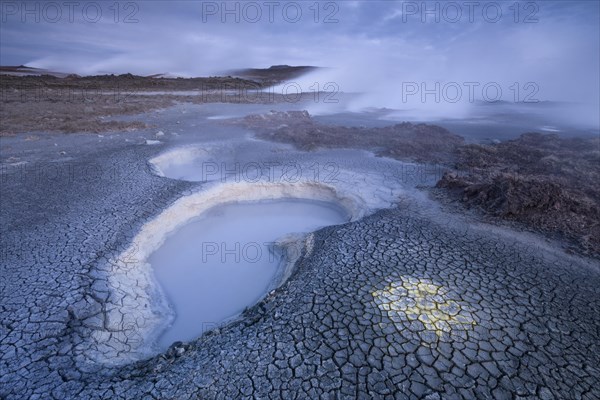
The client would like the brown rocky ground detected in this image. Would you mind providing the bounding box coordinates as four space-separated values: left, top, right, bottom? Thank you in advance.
436 133 600 256
0 92 168 135
236 110 465 164
0 73 298 135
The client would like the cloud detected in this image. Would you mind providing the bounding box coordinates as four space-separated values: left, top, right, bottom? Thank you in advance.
1 1 598 126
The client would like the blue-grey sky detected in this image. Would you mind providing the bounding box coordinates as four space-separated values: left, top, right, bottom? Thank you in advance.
1 1 599 124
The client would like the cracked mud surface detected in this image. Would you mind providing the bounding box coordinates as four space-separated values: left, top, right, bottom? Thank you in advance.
1 107 600 399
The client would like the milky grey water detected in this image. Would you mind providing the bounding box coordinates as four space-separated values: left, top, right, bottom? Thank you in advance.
150 199 347 348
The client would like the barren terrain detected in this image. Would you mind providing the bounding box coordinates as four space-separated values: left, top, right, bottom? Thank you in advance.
0 72 308 135
1 72 599 400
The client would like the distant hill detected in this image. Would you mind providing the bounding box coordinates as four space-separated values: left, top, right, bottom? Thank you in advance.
0 65 73 78
1 65 318 86
227 65 318 86
0 71 262 91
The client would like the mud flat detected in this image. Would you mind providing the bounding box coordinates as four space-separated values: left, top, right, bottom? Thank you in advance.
1 100 599 399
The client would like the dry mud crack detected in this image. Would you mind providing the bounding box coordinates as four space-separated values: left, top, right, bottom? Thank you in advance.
1 112 599 399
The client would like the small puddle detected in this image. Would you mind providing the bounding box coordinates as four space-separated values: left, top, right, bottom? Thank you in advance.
150 198 347 348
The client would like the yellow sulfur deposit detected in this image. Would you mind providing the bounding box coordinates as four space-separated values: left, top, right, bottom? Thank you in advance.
372 277 476 343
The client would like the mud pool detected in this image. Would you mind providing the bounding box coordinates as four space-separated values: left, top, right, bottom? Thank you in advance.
150 199 348 348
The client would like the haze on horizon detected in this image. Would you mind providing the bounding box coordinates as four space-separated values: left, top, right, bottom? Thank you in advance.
1 0 599 127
